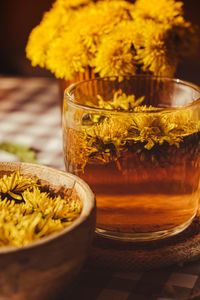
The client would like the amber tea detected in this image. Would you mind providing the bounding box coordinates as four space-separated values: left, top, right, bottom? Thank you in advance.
63 76 200 241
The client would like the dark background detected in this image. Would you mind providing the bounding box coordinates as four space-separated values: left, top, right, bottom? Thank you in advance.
0 0 200 84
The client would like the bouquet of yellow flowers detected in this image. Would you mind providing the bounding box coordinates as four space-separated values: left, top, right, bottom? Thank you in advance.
26 0 198 81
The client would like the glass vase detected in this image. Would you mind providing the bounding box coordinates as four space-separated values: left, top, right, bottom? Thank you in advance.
63 75 200 241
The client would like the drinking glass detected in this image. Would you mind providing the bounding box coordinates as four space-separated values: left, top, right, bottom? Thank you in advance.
62 75 200 241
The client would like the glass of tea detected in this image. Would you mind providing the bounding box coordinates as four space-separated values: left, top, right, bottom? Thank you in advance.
62 75 200 242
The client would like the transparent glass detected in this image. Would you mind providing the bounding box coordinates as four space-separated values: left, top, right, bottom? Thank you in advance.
63 75 200 241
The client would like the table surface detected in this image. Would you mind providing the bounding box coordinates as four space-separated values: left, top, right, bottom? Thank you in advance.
1 76 200 300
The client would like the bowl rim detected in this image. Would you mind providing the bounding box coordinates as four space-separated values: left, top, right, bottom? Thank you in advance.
0 162 96 254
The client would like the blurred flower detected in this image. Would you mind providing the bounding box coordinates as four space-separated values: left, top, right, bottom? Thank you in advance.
26 0 199 80
131 0 184 24
46 32 89 78
134 19 177 76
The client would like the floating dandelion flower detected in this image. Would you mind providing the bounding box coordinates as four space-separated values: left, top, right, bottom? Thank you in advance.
65 91 200 173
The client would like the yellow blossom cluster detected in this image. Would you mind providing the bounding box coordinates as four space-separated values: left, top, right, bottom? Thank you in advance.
0 171 81 246
63 90 200 172
26 0 198 80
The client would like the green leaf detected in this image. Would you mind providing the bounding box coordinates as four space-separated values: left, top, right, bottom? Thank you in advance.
0 142 38 163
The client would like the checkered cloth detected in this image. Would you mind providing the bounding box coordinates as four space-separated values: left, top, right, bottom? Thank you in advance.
0 76 200 300
0 76 64 169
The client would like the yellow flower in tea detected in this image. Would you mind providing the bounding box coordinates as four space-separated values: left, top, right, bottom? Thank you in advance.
96 90 144 111
85 117 129 145
64 127 98 172
65 90 200 173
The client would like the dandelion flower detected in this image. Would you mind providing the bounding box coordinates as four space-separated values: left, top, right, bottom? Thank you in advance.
94 37 136 77
132 0 184 24
26 4 72 68
26 0 198 79
135 20 177 76
46 32 89 80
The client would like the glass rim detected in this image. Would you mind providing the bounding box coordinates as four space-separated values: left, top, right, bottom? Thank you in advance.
64 75 200 114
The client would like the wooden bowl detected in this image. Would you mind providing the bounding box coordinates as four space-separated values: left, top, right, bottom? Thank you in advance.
0 162 96 300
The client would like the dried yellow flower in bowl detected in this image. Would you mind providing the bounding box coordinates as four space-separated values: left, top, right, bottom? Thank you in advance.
0 162 95 300
0 170 82 247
